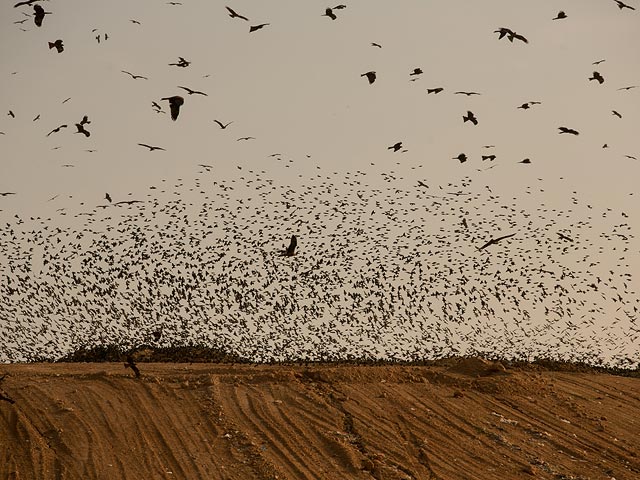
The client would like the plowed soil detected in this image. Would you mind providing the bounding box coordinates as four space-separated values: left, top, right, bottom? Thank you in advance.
1 358 638 479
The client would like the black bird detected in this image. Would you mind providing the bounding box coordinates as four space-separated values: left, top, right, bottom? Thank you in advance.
453 153 467 163
237 136 255 141
617 85 638 91
169 57 190 67
361 71 376 84
518 158 531 164
214 120 233 129
558 126 579 135
478 232 516 250
613 0 635 10
178 86 208 96
249 23 270 32
33 4 50 27
454 91 480 96
589 71 604 84
8 111 15 118
552 11 567 20
79 115 90 125
323 8 337 20
46 124 67 136
333 4 347 8
14 0 41 7
612 110 622 118
226 6 249 21
388 142 403 152
105 193 112 203
124 356 140 378
138 143 165 151
463 110 478 125
48 40 64 53
494 27 528 43
161 96 184 121
518 101 542 109
0 192 17 197
558 232 574 242
33 114 40 121
371 42 382 48
284 235 297 256
121 70 148 80
75 123 90 137
593 59 606 65
427 87 444 94
482 155 496 161
410 68 423 76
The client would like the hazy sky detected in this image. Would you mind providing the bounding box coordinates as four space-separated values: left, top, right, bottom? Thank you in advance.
1 1 639 363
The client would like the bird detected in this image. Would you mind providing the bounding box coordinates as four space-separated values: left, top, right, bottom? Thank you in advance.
130 19 141 25
0 192 17 197
453 153 467 163
593 59 606 65
410 68 423 76
361 71 376 84
518 101 542 109
518 158 531 164
624 155 637 160
169 57 190 67
237 136 255 141
427 87 444 94
48 40 64 53
284 235 297 256
105 193 112 203
226 6 249 21
478 232 516 250
613 0 635 10
494 27 528 43
463 111 478 125
249 23 270 33
482 155 496 161
33 114 40 122
33 4 50 27
14 0 41 7
138 143 165 151
371 42 382 48
388 142 403 152
557 232 574 242
75 123 90 137
454 91 480 96
124 356 140 378
323 8 337 20
617 85 638 91
589 71 604 84
161 96 184 121
46 124 67 136
121 70 148 80
214 120 233 129
612 110 622 118
552 11 567 20
558 126 579 135
178 86 208 96
8 111 15 118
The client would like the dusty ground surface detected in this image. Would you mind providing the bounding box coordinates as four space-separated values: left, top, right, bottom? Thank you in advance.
1 358 638 480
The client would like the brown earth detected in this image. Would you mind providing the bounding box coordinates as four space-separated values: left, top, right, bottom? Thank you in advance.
1 358 638 480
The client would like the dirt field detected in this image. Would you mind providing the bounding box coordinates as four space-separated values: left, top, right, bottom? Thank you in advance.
1 358 638 480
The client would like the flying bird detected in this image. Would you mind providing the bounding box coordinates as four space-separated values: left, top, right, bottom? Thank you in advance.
75 123 90 137
161 96 184 121
249 23 270 32
552 11 567 20
33 4 50 27
410 68 423 76
169 57 190 67
388 142 403 152
14 0 41 7
48 40 63 53
478 232 516 251
613 0 635 10
8 111 15 118
46 124 67 136
361 71 376 84
558 126 579 135
463 110 478 125
494 27 528 43
284 235 297 256
454 91 480 96
214 120 233 129
121 70 148 80
612 110 622 118
518 101 542 109
482 155 496 161
105 193 112 203
371 42 382 48
323 8 337 20
518 158 531 164
178 86 208 96
589 71 604 84
226 6 249 21
557 232 574 242
453 153 468 163
138 143 165 151
427 87 444 94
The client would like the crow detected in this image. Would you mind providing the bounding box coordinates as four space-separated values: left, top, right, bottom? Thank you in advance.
323 8 337 20
463 110 478 125
589 71 604 84
558 126 579 135
226 6 249 21
388 142 403 152
161 96 184 121
478 232 516 250
361 71 376 84
249 23 269 32
427 87 444 94
453 153 468 163
552 11 567 20
214 120 233 129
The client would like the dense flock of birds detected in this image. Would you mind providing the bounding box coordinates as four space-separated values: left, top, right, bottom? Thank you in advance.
1 1 639 367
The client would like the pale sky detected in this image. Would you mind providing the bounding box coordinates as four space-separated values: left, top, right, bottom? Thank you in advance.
1 1 639 364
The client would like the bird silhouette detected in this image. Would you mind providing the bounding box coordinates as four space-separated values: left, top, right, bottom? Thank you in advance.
552 11 567 20
388 142 403 152
427 87 444 94
612 110 622 118
46 124 67 136
138 143 165 151
482 155 496 161
558 127 579 135
410 68 423 76
121 70 148 80
14 0 41 7
105 193 112 203
214 120 233 129
617 85 637 91
161 96 184 121
323 8 337 20
48 40 63 53
453 153 468 163
169 57 190 67
494 27 528 43
361 71 376 84
33 4 50 27
518 101 541 109
589 71 604 84
75 123 90 137
178 86 208 96
226 6 249 21
518 158 531 164
284 235 297 256
463 111 478 125
614 0 635 10
249 23 270 33
454 91 480 96
371 42 382 48
478 232 516 250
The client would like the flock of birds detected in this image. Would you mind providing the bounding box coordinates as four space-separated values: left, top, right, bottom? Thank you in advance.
1 1 639 367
